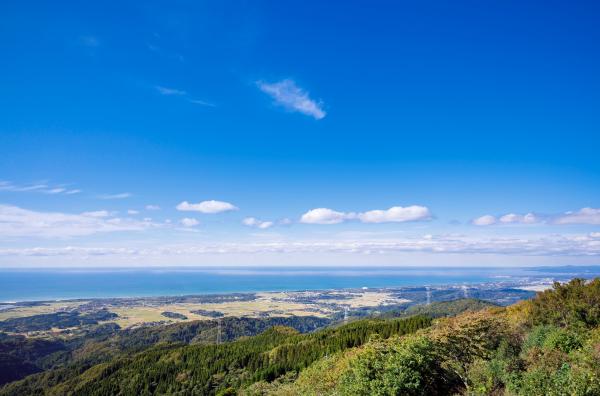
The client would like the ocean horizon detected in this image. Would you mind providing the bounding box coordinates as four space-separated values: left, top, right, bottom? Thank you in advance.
2 265 600 303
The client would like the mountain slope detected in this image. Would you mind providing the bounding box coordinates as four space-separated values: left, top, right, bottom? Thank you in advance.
0 315 431 395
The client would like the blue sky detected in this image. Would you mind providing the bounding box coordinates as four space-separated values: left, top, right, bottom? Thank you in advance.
0 1 599 267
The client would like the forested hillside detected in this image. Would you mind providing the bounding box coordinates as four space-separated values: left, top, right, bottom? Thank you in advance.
0 315 330 388
3 279 600 395
0 315 431 395
257 278 600 395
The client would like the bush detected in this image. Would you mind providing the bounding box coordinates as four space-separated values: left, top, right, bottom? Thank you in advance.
339 335 454 395
529 278 600 328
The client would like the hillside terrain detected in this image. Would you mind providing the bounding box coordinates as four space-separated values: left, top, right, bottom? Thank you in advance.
1 280 598 395
0 316 331 387
260 278 600 396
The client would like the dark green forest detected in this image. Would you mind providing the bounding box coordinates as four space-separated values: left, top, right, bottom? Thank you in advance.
0 314 430 395
0 315 330 388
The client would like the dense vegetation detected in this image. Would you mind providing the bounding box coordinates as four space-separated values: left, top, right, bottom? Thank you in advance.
256 278 600 395
190 309 225 318
161 312 188 320
0 315 430 395
3 279 600 395
0 315 330 388
0 336 66 385
0 310 117 333
378 298 498 319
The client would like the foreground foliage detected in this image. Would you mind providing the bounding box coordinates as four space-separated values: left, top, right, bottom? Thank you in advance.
259 278 600 395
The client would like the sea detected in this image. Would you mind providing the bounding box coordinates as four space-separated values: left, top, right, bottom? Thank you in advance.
1 266 600 302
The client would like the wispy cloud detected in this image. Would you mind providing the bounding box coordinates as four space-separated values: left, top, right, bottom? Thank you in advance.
0 181 81 195
472 208 600 226
554 208 600 225
300 206 431 225
155 86 186 96
0 181 46 193
98 192 132 200
257 79 326 120
278 218 293 226
176 200 238 214
155 86 215 107
4 232 599 258
46 188 67 194
81 210 114 218
188 99 216 107
0 204 160 239
145 205 160 211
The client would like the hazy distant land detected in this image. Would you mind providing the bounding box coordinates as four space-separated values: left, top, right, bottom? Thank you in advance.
0 280 543 337
3 265 597 337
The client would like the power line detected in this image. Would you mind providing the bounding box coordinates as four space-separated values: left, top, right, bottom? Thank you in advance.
217 318 222 344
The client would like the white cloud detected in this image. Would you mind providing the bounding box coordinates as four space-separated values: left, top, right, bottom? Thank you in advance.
176 200 238 214
242 217 259 226
65 189 81 195
499 213 539 224
0 204 160 238
242 217 274 229
358 206 431 223
472 215 497 226
180 218 200 227
554 208 600 225
127 209 139 215
258 222 274 229
300 206 430 225
98 192 131 200
300 208 351 224
145 205 160 211
155 86 186 96
257 79 326 120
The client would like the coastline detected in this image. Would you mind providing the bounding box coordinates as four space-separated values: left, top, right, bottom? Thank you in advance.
1 265 595 303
